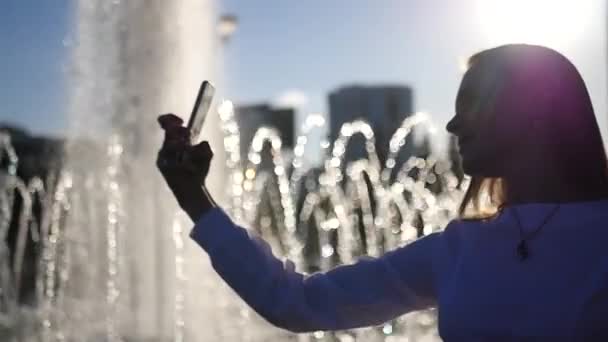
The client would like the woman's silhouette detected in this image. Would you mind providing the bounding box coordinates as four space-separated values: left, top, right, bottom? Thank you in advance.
157 44 608 340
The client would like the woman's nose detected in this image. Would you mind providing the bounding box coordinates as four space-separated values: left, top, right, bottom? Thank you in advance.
446 116 459 134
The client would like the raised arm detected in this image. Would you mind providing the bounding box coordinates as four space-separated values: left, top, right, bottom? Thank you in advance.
191 208 440 332
155 113 439 332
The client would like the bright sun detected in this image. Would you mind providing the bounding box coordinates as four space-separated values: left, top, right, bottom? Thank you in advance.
476 0 593 48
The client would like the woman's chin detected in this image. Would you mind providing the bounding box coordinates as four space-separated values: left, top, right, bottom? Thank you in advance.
461 157 486 177
462 158 504 178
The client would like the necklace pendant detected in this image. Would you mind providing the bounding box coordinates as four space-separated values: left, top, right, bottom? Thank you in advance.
517 240 529 261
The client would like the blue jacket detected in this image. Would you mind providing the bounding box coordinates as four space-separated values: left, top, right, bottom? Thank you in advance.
190 201 608 340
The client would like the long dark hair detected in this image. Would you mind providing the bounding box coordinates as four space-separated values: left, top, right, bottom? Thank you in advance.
459 44 608 218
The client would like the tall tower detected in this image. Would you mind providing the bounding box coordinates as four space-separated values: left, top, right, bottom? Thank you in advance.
234 103 296 169
328 85 414 168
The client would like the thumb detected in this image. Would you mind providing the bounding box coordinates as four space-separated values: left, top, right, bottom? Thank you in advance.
158 113 184 130
186 141 213 171
191 141 213 159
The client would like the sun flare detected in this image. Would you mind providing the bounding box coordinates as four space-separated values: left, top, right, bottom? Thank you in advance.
476 0 593 49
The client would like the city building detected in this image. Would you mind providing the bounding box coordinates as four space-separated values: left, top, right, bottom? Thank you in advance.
234 104 296 170
328 85 416 174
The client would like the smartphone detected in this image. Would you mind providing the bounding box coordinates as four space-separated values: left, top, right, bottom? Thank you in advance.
187 81 215 144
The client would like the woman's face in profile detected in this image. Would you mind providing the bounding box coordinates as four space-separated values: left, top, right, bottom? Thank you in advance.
447 65 500 176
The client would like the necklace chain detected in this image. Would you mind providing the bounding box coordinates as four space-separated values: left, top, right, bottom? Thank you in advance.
511 205 560 261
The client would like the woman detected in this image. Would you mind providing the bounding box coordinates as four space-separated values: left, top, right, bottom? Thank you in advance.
157 44 608 340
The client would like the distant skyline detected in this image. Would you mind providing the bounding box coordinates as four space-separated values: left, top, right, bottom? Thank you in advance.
1 1 607 145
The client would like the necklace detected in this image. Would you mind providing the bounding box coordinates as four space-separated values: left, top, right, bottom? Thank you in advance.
511 205 560 261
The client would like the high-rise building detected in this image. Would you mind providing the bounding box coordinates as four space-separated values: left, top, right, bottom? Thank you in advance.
234 104 296 169
328 85 414 169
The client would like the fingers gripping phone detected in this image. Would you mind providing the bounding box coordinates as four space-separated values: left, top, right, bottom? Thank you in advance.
187 81 215 144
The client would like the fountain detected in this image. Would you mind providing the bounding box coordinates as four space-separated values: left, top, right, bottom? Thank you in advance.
0 1 467 341
217 102 465 341
1 109 465 341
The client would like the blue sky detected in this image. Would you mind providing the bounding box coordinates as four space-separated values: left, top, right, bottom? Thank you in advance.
221 1 479 130
1 0 71 136
1 0 607 143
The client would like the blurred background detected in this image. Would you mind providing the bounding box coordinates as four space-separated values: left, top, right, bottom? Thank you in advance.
1 1 607 341
2 0 607 162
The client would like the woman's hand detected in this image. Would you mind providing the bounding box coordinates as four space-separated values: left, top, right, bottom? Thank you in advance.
156 113 215 221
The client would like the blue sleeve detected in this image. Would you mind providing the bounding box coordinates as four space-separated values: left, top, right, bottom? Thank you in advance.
190 208 440 333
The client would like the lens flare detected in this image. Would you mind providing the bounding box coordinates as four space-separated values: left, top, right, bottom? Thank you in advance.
477 0 593 49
